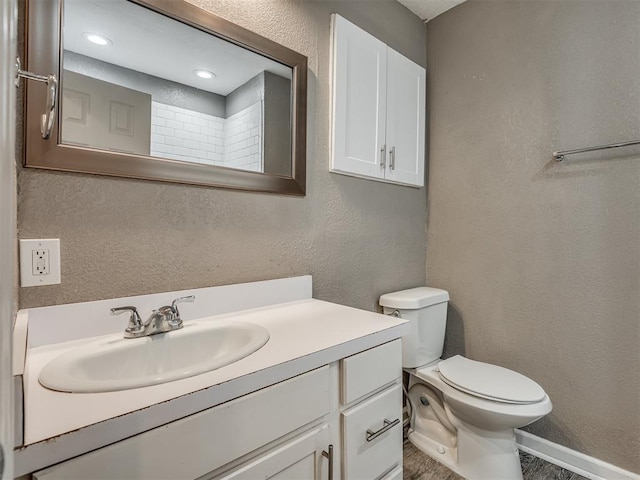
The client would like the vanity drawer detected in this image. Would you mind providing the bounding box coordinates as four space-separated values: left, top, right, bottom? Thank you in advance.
341 339 401 405
34 366 330 480
341 384 402 480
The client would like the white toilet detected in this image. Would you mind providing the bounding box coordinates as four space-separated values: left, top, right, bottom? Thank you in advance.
380 287 552 480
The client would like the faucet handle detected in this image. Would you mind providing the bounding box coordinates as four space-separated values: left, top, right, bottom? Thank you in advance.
170 295 195 321
171 295 195 309
110 305 143 335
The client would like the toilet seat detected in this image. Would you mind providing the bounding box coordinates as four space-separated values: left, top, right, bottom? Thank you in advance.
437 355 546 405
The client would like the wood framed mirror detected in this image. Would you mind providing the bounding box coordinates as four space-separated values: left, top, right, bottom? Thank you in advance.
23 0 307 195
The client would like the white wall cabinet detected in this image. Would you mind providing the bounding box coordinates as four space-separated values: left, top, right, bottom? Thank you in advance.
32 340 403 480
331 14 425 187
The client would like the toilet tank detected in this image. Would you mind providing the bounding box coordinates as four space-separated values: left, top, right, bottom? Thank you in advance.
379 287 450 369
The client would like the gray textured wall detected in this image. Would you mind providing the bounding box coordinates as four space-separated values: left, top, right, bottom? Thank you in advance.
427 0 640 473
18 0 427 311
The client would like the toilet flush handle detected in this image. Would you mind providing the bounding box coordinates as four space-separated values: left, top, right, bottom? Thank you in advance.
387 309 401 317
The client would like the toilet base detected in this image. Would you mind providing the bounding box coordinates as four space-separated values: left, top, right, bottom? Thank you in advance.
408 427 459 473
408 421 524 480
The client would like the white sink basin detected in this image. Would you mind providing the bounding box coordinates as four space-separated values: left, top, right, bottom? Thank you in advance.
39 320 270 393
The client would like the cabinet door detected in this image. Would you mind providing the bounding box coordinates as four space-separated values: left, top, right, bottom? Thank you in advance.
385 48 425 187
331 14 387 180
214 425 330 480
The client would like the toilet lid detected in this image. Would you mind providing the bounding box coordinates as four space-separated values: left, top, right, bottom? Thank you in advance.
437 356 546 404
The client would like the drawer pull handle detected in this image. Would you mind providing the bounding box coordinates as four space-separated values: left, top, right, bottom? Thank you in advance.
366 418 400 442
322 444 334 480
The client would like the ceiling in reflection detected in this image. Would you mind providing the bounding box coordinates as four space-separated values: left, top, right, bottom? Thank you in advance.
63 0 292 95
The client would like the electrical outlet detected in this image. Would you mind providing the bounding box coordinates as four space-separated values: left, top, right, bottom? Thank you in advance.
32 249 50 275
20 239 61 287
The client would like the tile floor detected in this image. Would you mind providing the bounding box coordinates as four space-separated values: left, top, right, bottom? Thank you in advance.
403 440 589 480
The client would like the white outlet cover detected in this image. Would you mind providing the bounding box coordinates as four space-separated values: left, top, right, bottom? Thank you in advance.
19 239 61 287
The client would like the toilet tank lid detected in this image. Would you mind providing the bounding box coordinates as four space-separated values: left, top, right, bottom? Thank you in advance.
379 287 449 309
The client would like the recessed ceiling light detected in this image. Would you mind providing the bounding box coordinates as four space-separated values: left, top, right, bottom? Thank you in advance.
82 32 112 46
194 69 216 79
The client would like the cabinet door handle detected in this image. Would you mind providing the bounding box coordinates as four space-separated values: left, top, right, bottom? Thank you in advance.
389 146 396 171
366 418 400 442
322 444 334 480
380 144 387 168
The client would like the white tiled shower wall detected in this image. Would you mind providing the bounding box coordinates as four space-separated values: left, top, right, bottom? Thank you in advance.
150 101 262 172
224 102 262 171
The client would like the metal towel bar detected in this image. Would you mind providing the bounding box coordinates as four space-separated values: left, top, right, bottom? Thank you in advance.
554 140 640 162
14 57 57 139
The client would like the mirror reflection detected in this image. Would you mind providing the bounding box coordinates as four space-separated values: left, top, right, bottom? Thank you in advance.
61 0 293 176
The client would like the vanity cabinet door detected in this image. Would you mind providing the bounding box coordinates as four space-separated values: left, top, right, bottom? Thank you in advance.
212 425 330 480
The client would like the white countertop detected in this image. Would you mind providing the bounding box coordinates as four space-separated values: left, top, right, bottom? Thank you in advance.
15 288 408 475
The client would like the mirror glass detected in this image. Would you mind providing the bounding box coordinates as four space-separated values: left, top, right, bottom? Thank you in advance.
61 0 293 176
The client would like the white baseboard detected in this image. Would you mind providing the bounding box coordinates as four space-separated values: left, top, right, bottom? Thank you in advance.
516 430 640 480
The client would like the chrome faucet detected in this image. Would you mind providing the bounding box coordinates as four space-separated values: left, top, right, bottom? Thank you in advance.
111 295 195 339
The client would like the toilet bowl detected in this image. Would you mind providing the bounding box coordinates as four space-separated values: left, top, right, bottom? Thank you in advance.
379 287 552 480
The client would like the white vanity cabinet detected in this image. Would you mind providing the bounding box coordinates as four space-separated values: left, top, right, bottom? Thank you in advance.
31 341 403 480
330 14 425 187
